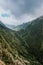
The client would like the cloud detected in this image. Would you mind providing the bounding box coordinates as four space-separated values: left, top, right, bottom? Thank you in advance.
0 8 17 25
1 13 10 17
3 0 43 17
18 14 36 24
0 0 43 25
0 8 35 25
0 0 43 17
33 4 43 17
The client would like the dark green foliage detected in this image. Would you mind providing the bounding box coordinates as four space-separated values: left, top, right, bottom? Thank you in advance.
18 16 43 65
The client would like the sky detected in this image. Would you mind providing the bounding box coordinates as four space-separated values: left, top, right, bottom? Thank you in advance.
0 0 43 25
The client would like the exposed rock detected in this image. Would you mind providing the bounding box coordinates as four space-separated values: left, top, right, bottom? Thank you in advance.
14 60 25 65
0 60 5 65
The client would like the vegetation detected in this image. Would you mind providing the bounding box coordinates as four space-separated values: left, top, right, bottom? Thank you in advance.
18 16 43 65
0 16 43 65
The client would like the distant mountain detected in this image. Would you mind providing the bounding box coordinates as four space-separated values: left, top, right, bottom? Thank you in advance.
14 22 31 31
6 24 16 30
6 22 31 31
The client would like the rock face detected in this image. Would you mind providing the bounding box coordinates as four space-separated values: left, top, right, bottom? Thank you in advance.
14 60 25 65
0 60 5 65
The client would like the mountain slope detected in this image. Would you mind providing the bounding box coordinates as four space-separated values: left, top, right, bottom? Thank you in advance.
0 21 34 65
0 22 28 65
17 16 43 65
0 21 42 65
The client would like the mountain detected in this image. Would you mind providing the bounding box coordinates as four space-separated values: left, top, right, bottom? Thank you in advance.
0 21 29 65
0 17 43 65
0 21 38 65
6 24 16 30
6 22 31 31
14 22 31 31
17 16 43 65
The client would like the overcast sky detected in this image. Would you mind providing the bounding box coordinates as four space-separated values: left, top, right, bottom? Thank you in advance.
0 0 43 25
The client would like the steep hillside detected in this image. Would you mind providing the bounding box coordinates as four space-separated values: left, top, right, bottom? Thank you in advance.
0 21 42 65
0 22 28 65
17 16 43 65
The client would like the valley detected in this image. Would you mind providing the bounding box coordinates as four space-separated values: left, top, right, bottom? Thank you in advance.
0 16 43 65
